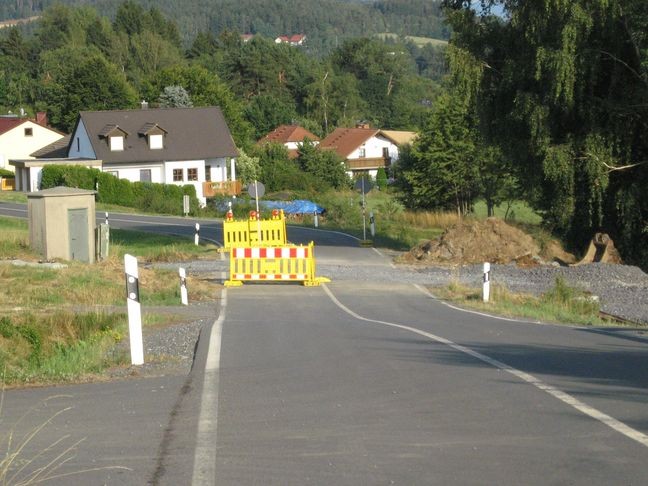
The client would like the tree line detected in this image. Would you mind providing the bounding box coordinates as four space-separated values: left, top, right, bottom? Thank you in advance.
0 0 448 55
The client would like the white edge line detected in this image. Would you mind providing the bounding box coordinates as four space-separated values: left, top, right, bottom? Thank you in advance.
321 283 648 449
192 288 227 485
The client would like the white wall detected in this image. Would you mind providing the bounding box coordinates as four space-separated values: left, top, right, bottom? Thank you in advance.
164 160 206 204
348 134 394 160
68 120 96 159
205 157 227 182
0 121 64 171
103 162 163 184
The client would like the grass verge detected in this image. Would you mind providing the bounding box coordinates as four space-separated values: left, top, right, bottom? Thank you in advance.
431 276 626 327
0 216 220 385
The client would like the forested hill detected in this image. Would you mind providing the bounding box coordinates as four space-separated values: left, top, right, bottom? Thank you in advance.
0 0 448 53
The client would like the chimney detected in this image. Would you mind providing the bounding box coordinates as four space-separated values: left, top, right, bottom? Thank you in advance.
356 121 370 129
36 112 48 126
141 100 149 110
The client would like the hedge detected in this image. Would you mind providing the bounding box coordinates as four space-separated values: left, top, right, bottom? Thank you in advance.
40 165 200 215
0 168 15 178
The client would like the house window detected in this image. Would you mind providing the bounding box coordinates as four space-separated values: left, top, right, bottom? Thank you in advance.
173 169 184 181
358 147 366 158
110 136 124 151
24 127 33 137
149 134 163 150
107 170 118 178
187 168 198 181
140 169 151 182
205 166 211 182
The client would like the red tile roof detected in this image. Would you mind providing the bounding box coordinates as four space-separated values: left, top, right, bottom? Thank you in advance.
319 128 379 158
259 125 320 145
0 117 26 135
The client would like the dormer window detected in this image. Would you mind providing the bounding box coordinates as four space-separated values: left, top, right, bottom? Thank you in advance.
110 136 124 151
138 122 167 150
99 124 129 152
149 134 163 149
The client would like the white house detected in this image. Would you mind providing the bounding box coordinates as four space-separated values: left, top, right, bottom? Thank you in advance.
319 125 416 178
0 113 64 172
65 106 239 205
258 124 320 158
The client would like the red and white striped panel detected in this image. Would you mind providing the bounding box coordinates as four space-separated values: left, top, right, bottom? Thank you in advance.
234 274 307 281
233 247 309 259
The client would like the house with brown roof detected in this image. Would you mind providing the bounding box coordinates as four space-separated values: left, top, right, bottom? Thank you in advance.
0 112 65 174
274 34 306 46
319 125 415 178
258 124 320 158
64 106 240 205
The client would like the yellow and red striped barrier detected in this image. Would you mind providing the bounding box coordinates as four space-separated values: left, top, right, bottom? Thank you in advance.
224 242 330 287
222 209 287 250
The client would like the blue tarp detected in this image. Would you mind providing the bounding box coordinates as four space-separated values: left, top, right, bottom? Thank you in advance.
260 199 325 215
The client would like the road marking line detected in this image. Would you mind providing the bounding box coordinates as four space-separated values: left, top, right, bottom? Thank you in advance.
322 284 648 449
192 289 227 485
0 207 26 213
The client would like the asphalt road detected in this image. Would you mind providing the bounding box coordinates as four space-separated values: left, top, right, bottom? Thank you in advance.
1 202 647 484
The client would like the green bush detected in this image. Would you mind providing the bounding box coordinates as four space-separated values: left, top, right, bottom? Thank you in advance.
40 165 200 215
375 167 388 190
0 168 15 178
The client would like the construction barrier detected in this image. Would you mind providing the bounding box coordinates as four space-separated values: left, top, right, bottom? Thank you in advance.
224 242 330 287
222 209 287 250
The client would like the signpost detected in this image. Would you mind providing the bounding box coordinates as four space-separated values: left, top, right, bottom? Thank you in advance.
248 180 265 243
354 176 372 241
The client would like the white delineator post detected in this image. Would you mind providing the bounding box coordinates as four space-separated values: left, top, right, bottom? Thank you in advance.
105 212 109 225
124 254 144 365
369 211 375 238
314 211 319 228
483 262 491 302
179 267 188 306
194 223 200 246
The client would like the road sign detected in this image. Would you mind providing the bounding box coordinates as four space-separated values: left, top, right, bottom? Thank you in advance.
354 176 372 194
247 181 265 198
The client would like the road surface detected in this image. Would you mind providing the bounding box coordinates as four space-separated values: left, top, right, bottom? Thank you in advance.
1 202 647 484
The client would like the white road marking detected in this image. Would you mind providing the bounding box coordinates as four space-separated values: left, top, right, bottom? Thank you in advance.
0 207 26 213
322 284 648 449
192 289 227 485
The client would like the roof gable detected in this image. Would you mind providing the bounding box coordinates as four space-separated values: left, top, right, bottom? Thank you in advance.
319 128 379 158
259 125 320 145
0 117 25 135
75 107 238 163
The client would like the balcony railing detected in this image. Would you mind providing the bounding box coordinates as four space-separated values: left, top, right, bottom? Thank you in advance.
345 157 391 171
203 180 242 197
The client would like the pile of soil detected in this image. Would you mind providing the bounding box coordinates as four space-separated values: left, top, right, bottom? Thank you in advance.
401 217 575 266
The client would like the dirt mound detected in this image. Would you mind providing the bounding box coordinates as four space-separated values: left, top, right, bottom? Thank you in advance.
401 218 571 266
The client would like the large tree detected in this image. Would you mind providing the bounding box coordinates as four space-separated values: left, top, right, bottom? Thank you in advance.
444 0 648 265
395 90 478 214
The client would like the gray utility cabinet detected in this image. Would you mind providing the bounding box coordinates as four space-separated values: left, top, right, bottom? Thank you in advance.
28 186 97 263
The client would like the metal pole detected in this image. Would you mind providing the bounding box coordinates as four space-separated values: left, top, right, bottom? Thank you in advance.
254 180 262 243
124 254 144 365
361 178 366 241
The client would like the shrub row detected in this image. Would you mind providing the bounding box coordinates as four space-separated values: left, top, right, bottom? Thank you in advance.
40 165 200 215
